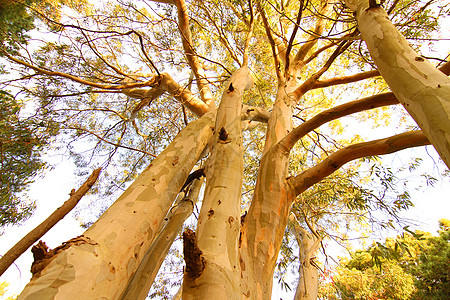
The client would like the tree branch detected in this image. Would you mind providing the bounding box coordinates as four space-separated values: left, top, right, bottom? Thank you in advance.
174 0 214 105
312 69 381 89
0 168 102 276
292 33 356 100
292 1 334 67
288 131 430 196
3 51 159 90
279 92 399 151
258 2 284 82
242 0 255 67
284 0 305 73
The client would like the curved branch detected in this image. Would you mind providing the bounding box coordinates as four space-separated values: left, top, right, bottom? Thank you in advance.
242 0 255 67
120 73 210 118
312 69 381 89
279 92 399 151
258 2 284 82
292 32 357 100
284 0 305 73
292 1 334 67
3 51 159 90
280 58 450 150
288 131 430 196
68 126 157 157
133 30 161 76
241 104 271 123
159 73 210 117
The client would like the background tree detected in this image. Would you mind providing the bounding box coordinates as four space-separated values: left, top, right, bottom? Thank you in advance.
320 219 450 300
0 0 448 298
0 0 62 228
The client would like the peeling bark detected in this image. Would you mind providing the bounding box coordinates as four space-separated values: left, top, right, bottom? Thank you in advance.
240 82 295 299
120 178 203 300
183 229 205 280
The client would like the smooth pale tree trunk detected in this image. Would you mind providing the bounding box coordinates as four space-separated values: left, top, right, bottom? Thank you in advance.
17 112 215 300
346 0 450 168
290 220 321 300
240 80 295 299
182 66 253 299
120 177 204 300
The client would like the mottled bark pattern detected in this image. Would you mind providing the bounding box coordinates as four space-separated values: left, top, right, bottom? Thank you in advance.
18 113 215 300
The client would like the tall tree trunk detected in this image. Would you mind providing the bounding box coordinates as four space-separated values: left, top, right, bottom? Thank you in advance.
120 177 204 300
346 0 450 168
17 113 215 300
182 66 253 299
240 81 295 299
290 220 321 300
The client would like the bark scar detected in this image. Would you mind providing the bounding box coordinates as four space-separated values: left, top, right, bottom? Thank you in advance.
218 127 230 143
183 229 205 280
30 236 98 275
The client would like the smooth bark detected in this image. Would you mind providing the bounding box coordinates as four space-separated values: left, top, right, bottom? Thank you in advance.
174 0 214 106
17 112 215 300
291 221 321 300
182 66 252 299
240 76 295 300
120 178 203 300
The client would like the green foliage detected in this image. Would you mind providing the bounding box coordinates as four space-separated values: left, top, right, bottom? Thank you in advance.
0 91 56 227
405 220 450 300
0 0 35 53
0 281 17 300
320 220 450 300
330 261 415 300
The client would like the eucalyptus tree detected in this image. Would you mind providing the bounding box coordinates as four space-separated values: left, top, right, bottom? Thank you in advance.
1 0 448 299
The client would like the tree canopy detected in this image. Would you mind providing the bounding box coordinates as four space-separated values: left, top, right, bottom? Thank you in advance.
0 0 449 298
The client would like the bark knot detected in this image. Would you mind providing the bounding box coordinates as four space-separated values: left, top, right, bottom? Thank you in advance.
218 127 228 141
